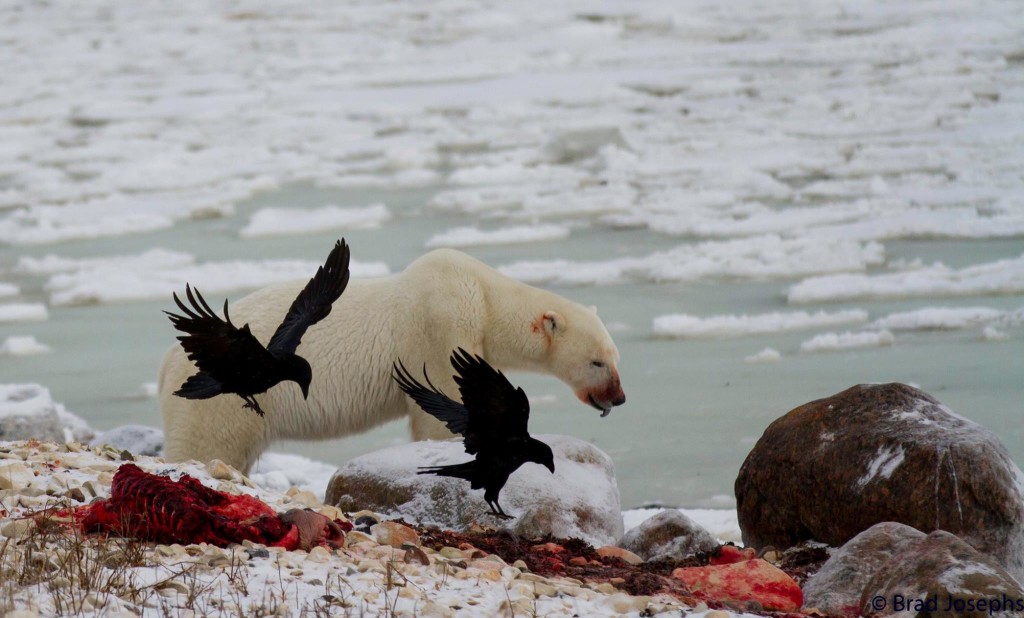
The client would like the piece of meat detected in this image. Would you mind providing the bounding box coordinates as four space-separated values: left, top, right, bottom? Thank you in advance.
77 463 349 551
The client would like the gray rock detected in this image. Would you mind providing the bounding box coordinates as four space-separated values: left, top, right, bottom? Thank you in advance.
325 434 623 546
617 509 718 561
90 425 164 457
861 530 1024 617
0 383 94 444
736 383 1024 579
803 522 927 615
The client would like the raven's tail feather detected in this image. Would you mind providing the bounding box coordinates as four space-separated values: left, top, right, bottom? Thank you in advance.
417 461 482 488
173 373 223 400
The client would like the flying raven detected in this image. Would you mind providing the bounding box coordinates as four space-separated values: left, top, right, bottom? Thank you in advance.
392 348 555 519
165 239 351 417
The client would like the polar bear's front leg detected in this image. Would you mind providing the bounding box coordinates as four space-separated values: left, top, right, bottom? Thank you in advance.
407 403 457 441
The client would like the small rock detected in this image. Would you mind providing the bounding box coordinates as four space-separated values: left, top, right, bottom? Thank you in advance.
1 518 35 539
596 545 643 565
672 558 802 611
0 462 34 491
803 522 925 615
353 514 379 533
439 546 465 560
513 559 529 571
609 593 651 614
371 521 419 548
404 545 431 565
710 545 756 565
533 582 557 597
617 509 718 561
286 489 322 509
204 459 239 481
245 547 270 560
307 546 331 563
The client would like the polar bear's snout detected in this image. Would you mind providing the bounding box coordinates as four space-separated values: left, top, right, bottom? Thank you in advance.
576 368 626 417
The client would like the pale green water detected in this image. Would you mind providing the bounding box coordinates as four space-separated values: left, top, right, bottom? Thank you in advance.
2 184 1023 508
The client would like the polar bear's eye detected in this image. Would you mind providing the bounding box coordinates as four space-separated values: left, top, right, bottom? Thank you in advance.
590 361 605 368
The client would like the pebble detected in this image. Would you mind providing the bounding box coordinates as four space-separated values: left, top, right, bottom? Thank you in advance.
371 521 420 548
512 559 529 571
0 463 34 491
204 459 239 481
286 489 323 509
596 545 643 565
307 546 331 563
1 518 35 539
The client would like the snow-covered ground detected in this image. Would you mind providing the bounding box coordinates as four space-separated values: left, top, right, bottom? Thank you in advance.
2 0 1023 511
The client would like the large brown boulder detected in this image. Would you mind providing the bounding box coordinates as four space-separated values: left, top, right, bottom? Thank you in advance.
325 434 623 546
860 530 1024 618
735 383 1024 578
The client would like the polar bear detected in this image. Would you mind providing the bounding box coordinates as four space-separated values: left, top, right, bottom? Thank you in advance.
159 248 625 473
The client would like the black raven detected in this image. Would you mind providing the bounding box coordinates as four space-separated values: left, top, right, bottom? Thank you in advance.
165 239 351 417
392 348 555 520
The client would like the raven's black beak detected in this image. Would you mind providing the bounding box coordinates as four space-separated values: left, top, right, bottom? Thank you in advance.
301 382 310 400
545 461 555 474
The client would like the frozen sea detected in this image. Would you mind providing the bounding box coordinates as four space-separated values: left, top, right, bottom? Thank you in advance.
1 0 1023 509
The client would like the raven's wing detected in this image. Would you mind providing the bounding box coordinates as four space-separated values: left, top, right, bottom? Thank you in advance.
450 347 531 443
392 360 471 437
164 284 273 382
266 239 351 356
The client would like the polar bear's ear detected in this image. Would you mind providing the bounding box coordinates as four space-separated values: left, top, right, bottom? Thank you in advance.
542 311 563 335
588 305 598 315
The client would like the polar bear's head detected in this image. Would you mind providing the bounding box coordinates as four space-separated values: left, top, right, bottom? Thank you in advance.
531 306 625 417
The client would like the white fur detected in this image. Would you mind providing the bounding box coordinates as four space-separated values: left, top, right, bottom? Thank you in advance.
160 249 623 472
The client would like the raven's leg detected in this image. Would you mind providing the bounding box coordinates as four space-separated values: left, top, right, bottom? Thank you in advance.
491 499 514 521
240 395 265 417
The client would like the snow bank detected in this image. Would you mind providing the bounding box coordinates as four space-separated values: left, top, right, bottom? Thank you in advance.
652 309 868 339
0 336 50 356
0 303 48 323
0 283 18 298
789 255 1024 304
800 330 895 353
250 452 340 500
17 249 389 306
240 203 391 238
425 224 570 249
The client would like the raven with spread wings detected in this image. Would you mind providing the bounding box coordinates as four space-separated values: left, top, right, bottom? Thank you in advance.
165 239 350 417
392 348 555 519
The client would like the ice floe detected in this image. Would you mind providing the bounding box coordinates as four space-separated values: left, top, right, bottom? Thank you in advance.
652 309 868 340
16 250 390 306
0 335 50 356
800 330 896 353
869 307 1009 331
425 223 570 248
501 236 884 286
744 348 782 363
789 254 1024 304
0 303 48 323
240 203 391 238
